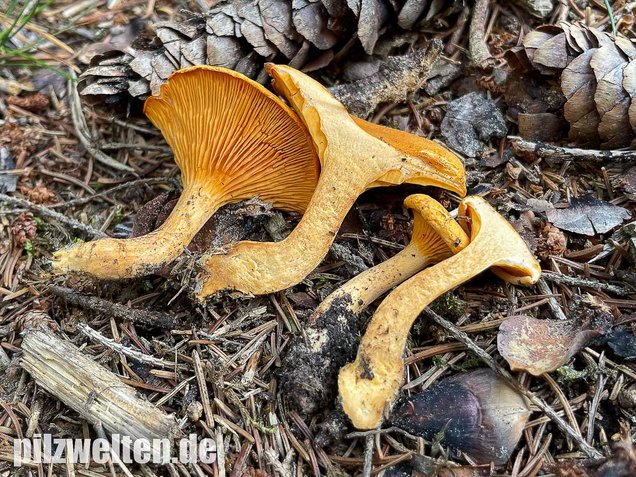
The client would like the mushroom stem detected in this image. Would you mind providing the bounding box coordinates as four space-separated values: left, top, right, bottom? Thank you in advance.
315 241 428 318
314 197 468 318
52 185 225 279
197 160 368 297
339 252 489 429
339 196 541 429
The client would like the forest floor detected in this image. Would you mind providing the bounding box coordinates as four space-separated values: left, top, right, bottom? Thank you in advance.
1 1 636 476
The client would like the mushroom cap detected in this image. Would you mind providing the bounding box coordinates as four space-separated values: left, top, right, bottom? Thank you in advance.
405 194 469 259
144 65 320 213
458 196 541 286
352 118 466 193
265 63 467 197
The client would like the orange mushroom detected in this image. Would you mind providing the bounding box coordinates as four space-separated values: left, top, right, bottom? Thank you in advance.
339 196 541 429
52 66 320 279
196 64 467 299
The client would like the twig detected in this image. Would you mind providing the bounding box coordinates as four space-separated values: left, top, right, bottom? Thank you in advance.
50 178 169 209
587 368 607 444
77 323 183 369
422 307 604 460
0 192 107 238
68 70 135 173
542 272 634 297
536 278 569 321
446 7 471 55
49 285 177 329
362 435 374 477
510 137 636 164
469 0 493 67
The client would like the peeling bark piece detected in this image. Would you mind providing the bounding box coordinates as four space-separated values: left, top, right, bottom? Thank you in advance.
498 316 603 376
330 40 443 117
440 92 507 157
546 195 631 236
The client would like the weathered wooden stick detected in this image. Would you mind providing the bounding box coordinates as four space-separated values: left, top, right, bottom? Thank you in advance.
510 137 636 164
20 329 179 457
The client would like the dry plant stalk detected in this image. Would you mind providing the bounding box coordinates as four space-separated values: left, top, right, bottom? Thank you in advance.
21 328 179 452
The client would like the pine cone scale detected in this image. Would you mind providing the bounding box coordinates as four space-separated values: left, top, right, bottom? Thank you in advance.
509 22 636 149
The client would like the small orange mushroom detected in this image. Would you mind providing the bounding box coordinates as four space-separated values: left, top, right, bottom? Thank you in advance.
313 194 469 318
52 66 320 279
339 196 541 429
196 64 467 299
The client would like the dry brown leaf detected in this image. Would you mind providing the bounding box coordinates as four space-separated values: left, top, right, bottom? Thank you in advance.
498 315 603 376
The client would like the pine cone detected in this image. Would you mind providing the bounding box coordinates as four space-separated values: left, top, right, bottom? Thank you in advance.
506 23 636 149
79 0 460 103
10 212 37 247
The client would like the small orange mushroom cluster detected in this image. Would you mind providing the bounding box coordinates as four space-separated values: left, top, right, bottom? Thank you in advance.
53 62 542 459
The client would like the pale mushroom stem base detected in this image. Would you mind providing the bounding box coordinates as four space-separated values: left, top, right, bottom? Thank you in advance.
339 253 493 430
52 185 225 279
196 162 366 298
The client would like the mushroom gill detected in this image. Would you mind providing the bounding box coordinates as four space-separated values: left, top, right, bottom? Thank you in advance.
52 65 320 279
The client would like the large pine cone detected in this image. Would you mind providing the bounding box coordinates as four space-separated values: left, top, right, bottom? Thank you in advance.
79 0 461 104
506 23 636 149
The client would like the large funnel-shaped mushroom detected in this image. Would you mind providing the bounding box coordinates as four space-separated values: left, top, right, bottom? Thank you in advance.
339 196 541 430
52 66 320 279
196 65 467 298
281 194 469 414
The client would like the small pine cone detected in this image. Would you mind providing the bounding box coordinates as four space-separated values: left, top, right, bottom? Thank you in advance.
10 212 37 247
506 22 636 149
79 0 460 104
